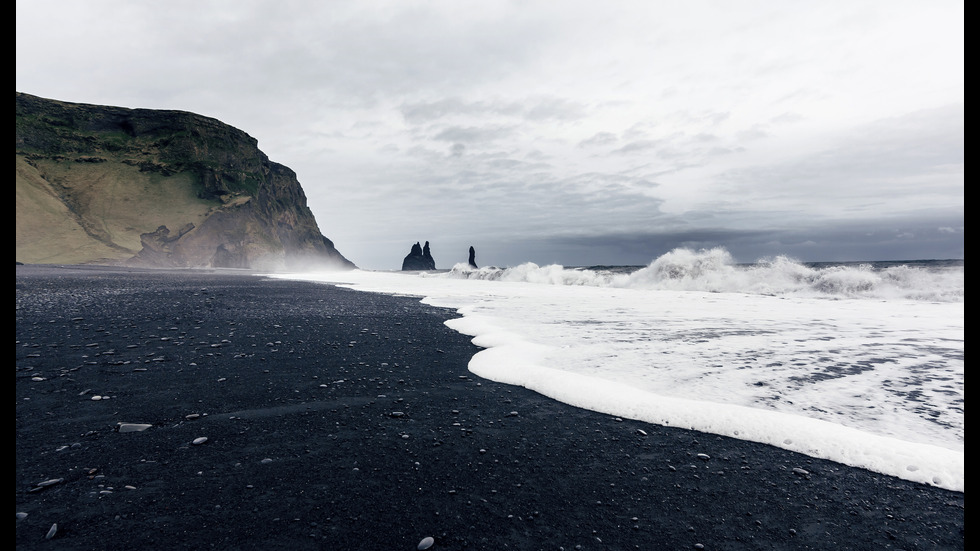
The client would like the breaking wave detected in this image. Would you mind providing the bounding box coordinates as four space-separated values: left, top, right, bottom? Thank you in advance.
444 247 963 302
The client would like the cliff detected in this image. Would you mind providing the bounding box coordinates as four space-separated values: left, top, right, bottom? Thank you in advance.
15 92 355 271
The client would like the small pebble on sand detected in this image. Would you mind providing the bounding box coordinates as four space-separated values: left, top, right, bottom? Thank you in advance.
118 423 152 433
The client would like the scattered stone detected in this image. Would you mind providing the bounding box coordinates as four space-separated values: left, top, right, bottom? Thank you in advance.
185 413 201 420
36 478 64 488
636 429 647 436
16 512 28 520
792 467 811 478
118 423 153 433
697 453 711 461
418 535 435 550
260 458 274 464
45 523 58 540
192 437 208 445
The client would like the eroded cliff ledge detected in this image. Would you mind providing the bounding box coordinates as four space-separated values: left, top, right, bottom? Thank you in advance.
16 92 355 271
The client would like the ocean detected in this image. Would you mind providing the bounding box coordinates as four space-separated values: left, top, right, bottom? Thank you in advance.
268 247 964 492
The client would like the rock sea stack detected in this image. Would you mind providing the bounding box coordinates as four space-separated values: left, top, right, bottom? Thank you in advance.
402 241 436 271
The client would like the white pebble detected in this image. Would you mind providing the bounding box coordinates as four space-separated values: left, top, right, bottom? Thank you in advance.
417 536 434 550
45 523 57 540
192 437 208 445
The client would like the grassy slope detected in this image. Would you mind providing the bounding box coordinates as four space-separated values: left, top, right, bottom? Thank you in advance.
16 155 217 264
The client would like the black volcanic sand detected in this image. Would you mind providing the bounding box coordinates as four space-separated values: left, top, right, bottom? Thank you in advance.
16 264 963 550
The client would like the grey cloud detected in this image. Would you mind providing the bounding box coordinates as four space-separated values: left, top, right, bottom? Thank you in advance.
432 125 516 144
523 98 589 121
770 112 804 124
735 125 770 141
705 111 731 126
718 105 964 204
578 132 618 148
400 96 588 125
400 98 518 124
613 139 660 154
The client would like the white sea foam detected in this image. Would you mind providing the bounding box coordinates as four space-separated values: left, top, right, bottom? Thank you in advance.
446 247 964 302
267 248 964 492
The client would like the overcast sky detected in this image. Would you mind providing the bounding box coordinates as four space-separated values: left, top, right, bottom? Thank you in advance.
17 0 963 269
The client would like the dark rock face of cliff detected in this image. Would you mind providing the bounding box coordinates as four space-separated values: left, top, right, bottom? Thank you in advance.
402 241 436 271
15 92 355 270
468 246 478 269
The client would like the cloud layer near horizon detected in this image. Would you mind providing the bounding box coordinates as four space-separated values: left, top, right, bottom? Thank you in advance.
17 0 963 268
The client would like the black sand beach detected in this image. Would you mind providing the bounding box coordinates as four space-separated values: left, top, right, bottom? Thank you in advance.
16 265 964 550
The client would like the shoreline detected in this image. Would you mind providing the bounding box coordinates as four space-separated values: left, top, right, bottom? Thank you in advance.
16 265 964 550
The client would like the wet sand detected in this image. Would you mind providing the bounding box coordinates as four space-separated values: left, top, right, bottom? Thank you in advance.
15 264 964 550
